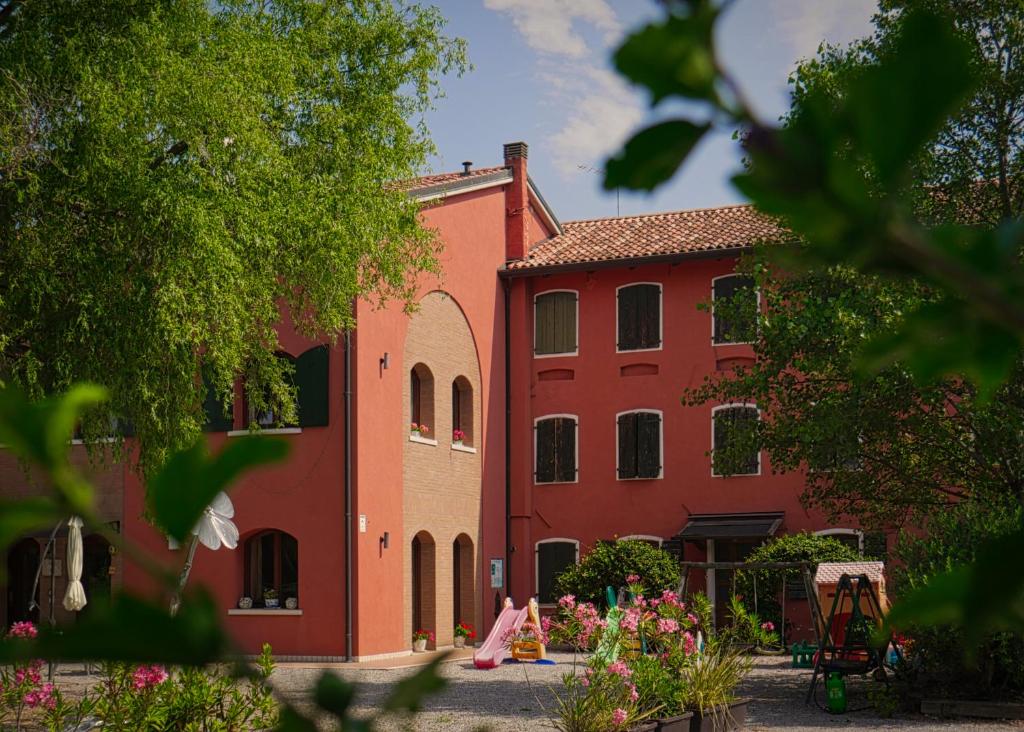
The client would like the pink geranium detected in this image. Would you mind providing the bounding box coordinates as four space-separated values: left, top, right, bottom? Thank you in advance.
8 621 37 639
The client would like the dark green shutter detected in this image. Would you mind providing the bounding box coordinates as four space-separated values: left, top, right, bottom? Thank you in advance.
863 531 887 560
642 285 661 348
555 418 577 482
537 542 576 603
535 294 555 354
618 413 638 478
203 373 233 432
637 412 661 478
296 345 329 427
535 419 556 482
618 287 639 350
714 275 755 344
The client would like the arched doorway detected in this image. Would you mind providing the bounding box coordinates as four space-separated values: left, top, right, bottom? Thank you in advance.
411 531 436 648
6 538 40 627
81 535 112 615
453 534 475 631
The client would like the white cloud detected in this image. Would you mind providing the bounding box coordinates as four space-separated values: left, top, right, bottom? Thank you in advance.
546 66 644 177
773 0 876 62
483 0 621 58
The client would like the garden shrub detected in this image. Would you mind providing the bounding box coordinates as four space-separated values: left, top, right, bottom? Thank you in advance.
890 500 1024 704
734 532 861 634
554 541 680 608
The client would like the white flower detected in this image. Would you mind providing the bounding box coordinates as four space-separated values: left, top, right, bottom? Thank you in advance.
222 136 234 146
193 492 238 550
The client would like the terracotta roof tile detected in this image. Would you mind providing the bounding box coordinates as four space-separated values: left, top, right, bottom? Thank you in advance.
399 165 508 191
506 204 787 270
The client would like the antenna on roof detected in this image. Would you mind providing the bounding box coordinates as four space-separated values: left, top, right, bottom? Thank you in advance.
577 164 619 217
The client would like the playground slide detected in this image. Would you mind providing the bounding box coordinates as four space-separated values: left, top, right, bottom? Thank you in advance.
474 602 529 669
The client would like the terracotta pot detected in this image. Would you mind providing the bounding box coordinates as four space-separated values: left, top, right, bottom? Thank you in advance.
688 699 750 732
654 712 694 732
453 636 465 648
412 638 427 653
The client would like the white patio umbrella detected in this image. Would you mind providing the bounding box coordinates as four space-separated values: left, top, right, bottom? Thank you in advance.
62 516 87 612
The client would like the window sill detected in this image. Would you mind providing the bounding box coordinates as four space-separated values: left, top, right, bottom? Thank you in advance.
227 609 302 616
409 434 437 446
615 346 663 354
534 479 579 486
228 427 302 437
451 443 477 454
534 351 579 359
712 341 755 347
617 475 664 482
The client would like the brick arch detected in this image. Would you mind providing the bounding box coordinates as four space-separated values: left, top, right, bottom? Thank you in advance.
403 291 483 648
411 530 436 649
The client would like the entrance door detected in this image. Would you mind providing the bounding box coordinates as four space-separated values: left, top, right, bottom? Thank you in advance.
6 539 40 627
81 535 112 616
713 539 759 629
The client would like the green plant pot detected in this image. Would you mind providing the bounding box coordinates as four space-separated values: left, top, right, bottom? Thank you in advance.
655 711 694 732
688 699 749 732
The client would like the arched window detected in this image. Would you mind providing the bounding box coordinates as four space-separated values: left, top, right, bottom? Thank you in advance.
536 539 579 604
711 404 761 476
712 274 758 345
534 415 578 484
451 376 473 445
617 283 662 352
410 363 434 435
244 530 298 608
814 528 863 553
616 410 663 480
618 535 663 548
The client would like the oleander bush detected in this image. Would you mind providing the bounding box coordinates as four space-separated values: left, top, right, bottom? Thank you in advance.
554 541 680 608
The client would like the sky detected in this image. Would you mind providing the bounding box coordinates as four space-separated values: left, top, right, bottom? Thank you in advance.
422 0 878 222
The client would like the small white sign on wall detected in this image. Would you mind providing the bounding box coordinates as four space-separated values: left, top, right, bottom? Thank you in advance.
489 558 503 589
359 514 367 533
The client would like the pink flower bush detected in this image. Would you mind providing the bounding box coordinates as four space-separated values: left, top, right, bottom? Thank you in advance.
8 622 37 640
611 707 628 727
24 682 56 709
656 617 679 634
625 574 640 584
132 665 169 691
760 621 775 632
606 660 632 678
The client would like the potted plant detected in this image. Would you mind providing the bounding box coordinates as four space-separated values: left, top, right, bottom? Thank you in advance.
238 596 253 610
678 644 752 732
412 629 433 652
410 423 430 437
285 597 298 610
452 428 466 446
263 588 279 609
454 621 475 648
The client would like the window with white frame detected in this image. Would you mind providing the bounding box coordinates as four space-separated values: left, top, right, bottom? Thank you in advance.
617 283 662 351
534 291 578 356
617 410 663 479
712 274 758 345
617 535 663 548
711 405 761 476
534 416 578 483
814 528 863 553
536 539 579 603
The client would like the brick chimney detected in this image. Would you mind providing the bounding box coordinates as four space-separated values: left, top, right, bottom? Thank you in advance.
503 141 529 261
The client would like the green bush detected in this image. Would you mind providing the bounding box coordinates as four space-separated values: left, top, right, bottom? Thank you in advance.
555 541 680 608
891 500 1024 704
735 532 861 635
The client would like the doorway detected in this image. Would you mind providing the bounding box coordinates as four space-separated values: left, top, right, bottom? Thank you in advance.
6 538 40 627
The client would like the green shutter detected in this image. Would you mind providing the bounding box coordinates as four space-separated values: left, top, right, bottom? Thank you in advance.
535 419 556 482
554 418 577 482
618 287 639 350
535 294 555 355
641 285 661 348
296 345 329 427
202 373 233 432
618 413 638 478
637 412 661 478
863 531 887 560
537 542 576 603
714 275 755 344
536 292 576 355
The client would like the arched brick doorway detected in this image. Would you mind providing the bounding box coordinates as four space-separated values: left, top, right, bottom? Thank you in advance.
452 533 475 632
411 531 436 648
6 538 40 626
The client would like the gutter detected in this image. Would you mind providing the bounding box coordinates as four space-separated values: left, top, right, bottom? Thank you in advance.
498 247 754 280
344 329 353 662
503 278 512 600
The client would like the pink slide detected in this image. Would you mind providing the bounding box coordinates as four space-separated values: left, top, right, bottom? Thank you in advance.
473 600 528 669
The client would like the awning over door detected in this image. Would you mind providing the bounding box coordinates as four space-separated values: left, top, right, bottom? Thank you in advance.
675 512 784 541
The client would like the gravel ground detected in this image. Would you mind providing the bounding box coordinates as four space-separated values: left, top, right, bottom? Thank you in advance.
40 654 1024 731
268 653 1024 731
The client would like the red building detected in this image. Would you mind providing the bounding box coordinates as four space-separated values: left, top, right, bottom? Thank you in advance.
2 141 873 658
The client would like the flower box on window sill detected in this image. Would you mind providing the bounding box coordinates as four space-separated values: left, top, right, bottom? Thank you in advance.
227 608 302 616
451 442 477 454
409 433 437 446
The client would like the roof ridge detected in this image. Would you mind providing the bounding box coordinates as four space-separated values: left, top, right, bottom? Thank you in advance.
564 203 758 226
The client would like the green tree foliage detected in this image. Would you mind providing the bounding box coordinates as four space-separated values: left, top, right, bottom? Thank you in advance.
735 532 862 630
890 500 1024 702
555 540 680 608
606 0 1024 639
0 0 467 472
